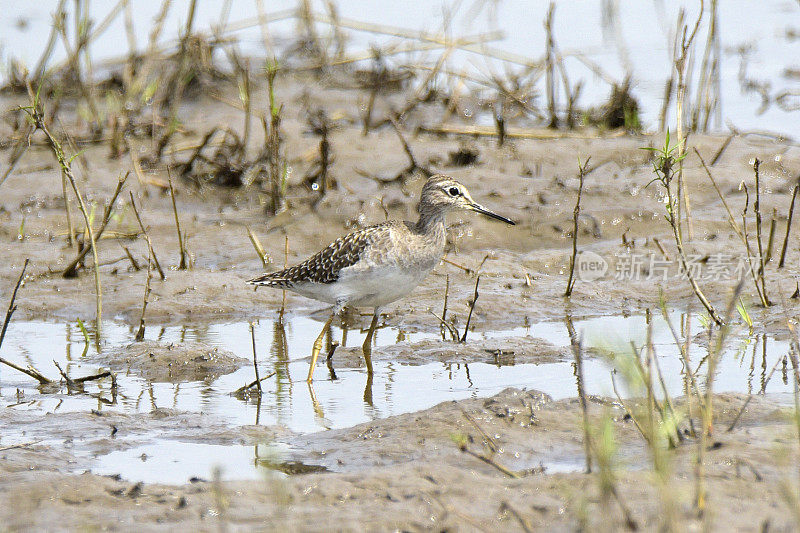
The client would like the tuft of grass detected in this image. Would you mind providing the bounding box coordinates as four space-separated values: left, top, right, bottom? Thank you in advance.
21 88 103 334
644 132 722 325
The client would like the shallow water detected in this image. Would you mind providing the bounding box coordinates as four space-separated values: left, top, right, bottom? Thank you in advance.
1 312 789 431
0 311 793 482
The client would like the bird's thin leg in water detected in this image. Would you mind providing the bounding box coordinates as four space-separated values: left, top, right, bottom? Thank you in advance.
308 313 335 382
362 308 380 374
363 372 373 406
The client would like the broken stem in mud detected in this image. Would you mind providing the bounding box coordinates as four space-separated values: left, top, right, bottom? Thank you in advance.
23 96 103 331
233 371 277 396
694 148 744 240
753 159 771 305
167 168 189 270
121 244 141 271
72 369 113 385
565 156 590 297
134 252 153 342
440 274 451 341
710 133 734 166
246 226 270 267
61 169 76 249
741 183 770 307
456 439 520 479
697 148 769 306
779 180 799 268
455 403 499 455
459 276 481 343
499 502 533 533
0 259 53 385
766 209 777 264
62 174 128 278
429 310 459 342
0 355 52 385
0 259 28 352
129 191 166 281
250 322 262 393
53 360 78 389
441 257 474 275
610 372 650 446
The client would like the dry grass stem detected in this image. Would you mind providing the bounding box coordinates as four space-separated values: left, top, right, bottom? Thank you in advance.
167 168 189 269
459 276 481 343
62 174 128 278
24 97 103 330
565 157 590 297
134 252 153 342
779 180 799 268
0 259 52 385
129 191 166 281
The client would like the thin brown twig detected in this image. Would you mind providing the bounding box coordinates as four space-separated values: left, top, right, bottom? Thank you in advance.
0 259 28 351
167 167 189 269
565 157 590 296
62 174 128 278
779 180 800 268
135 251 153 342
694 148 744 240
457 442 520 478
246 226 269 267
0 259 52 385
460 276 481 343
233 371 277 396
710 134 734 166
250 322 261 393
753 159 771 305
129 191 166 281
455 403 499 454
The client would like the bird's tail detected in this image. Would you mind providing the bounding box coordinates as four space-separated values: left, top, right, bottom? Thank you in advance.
247 271 293 289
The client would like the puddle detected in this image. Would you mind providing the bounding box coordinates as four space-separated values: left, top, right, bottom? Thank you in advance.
89 442 326 484
0 312 793 483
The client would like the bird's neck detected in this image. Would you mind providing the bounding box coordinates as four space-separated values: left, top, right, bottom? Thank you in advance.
414 209 446 237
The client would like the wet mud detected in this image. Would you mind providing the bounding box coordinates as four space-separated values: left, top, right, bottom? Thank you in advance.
2 71 800 530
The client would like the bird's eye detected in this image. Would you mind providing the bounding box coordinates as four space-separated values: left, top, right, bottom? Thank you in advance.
447 186 461 197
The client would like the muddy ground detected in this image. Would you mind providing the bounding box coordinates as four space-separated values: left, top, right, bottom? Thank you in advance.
2 388 799 531
2 70 800 531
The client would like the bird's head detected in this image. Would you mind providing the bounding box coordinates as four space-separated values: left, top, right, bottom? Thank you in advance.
418 174 515 225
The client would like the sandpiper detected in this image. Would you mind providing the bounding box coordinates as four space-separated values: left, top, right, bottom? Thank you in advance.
248 174 515 382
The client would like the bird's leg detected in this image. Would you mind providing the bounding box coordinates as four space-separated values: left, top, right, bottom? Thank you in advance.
308 313 335 382
361 308 380 374
363 372 374 406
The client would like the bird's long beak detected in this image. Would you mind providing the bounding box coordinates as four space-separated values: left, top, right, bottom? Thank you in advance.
468 202 515 225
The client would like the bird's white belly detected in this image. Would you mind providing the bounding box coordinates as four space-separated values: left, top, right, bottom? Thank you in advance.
293 262 435 308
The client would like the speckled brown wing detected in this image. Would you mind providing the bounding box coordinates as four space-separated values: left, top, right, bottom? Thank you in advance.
247 222 395 288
